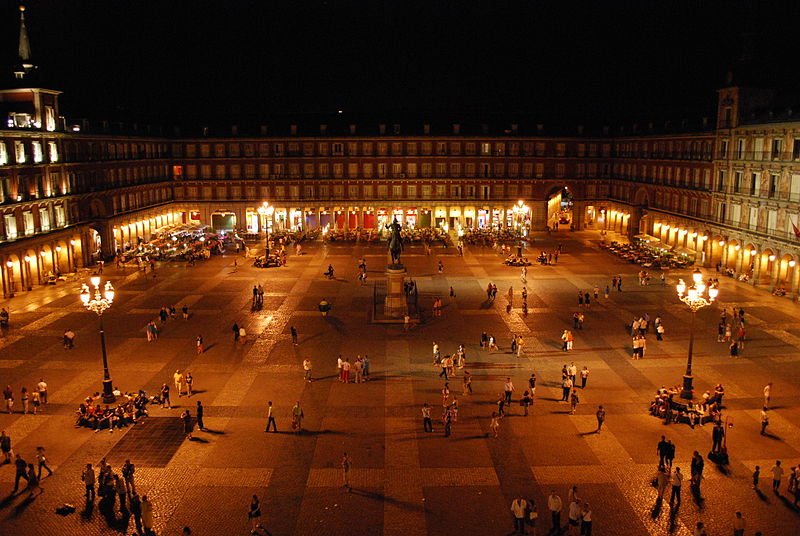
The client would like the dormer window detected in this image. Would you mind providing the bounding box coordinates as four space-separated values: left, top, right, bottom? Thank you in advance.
9 113 32 128
44 106 56 131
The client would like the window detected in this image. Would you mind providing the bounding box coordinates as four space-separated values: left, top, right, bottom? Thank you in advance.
768 174 778 198
555 163 566 178
422 163 432 177
378 185 387 198
407 163 417 177
4 214 17 239
0 142 7 165
407 142 417 155
407 185 417 198
436 163 446 177
54 205 65 227
348 185 359 198
332 143 344 155
333 164 344 178
535 163 544 178
44 105 56 132
794 140 800 160
348 163 359 178
719 140 728 158
48 141 58 162
363 185 373 198
436 142 447 155
200 144 210 157
422 185 432 198
480 143 491 155
555 143 566 156
392 185 403 198
717 171 726 191
733 171 743 193
436 184 446 197
23 210 34 235
377 163 387 178
31 141 43 163
577 144 586 157
392 163 403 177
451 185 462 198
228 144 240 157
15 141 25 163
736 139 745 159
273 143 284 156
378 143 387 155
535 142 545 156
772 139 783 160
392 142 402 155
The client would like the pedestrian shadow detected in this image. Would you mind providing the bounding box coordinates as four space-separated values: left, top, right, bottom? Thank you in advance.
11 494 38 517
200 428 224 434
80 499 95 520
578 430 599 437
550 410 573 415
188 436 209 443
650 497 663 519
777 494 800 511
690 486 705 509
760 432 782 441
203 343 217 352
754 488 769 502
667 504 680 533
299 429 347 436
347 488 425 512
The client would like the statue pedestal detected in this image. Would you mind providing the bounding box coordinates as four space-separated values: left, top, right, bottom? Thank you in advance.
384 264 408 318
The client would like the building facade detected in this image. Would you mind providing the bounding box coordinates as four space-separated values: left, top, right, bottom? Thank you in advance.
1 6 799 298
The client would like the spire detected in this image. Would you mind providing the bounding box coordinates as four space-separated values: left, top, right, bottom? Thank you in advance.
13 4 36 80
18 5 31 63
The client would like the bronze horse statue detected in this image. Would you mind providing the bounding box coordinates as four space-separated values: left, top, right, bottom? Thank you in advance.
387 217 403 266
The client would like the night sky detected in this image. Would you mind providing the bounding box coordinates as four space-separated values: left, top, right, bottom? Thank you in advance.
2 0 799 125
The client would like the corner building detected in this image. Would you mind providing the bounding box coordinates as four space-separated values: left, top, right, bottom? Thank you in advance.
0 6 798 298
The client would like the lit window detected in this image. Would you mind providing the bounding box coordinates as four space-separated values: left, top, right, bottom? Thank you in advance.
48 141 58 162
0 142 7 165
4 214 17 239
15 141 26 163
44 106 56 132
32 141 43 163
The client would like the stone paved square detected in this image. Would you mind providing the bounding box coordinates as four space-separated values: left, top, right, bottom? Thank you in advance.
1 233 799 536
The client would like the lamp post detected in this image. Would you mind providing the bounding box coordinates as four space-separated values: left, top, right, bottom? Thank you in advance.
676 269 719 399
80 276 116 404
257 202 274 251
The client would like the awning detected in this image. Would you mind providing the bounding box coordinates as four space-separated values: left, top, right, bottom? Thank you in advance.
673 247 696 257
634 234 661 243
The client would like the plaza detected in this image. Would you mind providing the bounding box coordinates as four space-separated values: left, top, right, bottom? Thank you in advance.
0 230 798 536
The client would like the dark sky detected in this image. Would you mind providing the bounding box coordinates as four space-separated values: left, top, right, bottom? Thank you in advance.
2 0 799 125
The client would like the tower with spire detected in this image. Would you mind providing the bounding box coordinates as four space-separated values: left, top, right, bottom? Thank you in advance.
1 4 62 131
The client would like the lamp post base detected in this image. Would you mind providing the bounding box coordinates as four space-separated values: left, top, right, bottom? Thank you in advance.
680 374 694 400
102 378 116 404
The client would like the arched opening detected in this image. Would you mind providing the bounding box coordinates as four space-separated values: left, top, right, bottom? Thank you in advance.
24 249 39 288
742 244 757 280
710 236 725 267
38 245 55 283
724 239 740 271
88 228 103 264
546 186 573 231
777 254 794 291
759 249 776 286
4 254 22 296
54 241 68 274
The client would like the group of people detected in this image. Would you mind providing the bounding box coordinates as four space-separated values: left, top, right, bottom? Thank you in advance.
648 384 725 428
336 355 371 383
75 390 150 431
81 458 156 535
3 379 48 415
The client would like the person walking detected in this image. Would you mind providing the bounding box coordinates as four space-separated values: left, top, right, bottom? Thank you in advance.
561 377 573 402
580 366 589 389
291 401 304 433
511 496 528 535
265 401 277 432
129 492 143 533
763 382 772 408
35 446 53 479
733 512 746 536
37 378 48 405
657 436 670 467
122 459 136 494
422 403 433 432
504 377 515 405
182 304 189 320
595 406 606 433
291 326 298 345
196 335 204 354
669 467 683 506
141 495 154 536
521 390 532 417
174 370 184 396
248 495 262 532
489 411 501 438
771 460 784 493
569 390 580 415
185 371 194 396
160 383 171 409
11 454 29 493
548 491 562 535
690 451 705 493
20 387 29 414
341 453 352 491
752 465 760 490
82 463 96 500
303 359 313 382
580 502 592 536
463 371 473 395
232 322 240 343
654 465 669 503
3 385 13 414
760 407 769 435
115 474 128 512
0 430 10 464
181 409 193 439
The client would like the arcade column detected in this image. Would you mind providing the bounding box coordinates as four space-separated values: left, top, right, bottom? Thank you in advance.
530 203 547 230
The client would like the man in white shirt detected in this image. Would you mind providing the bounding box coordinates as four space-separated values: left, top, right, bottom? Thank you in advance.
37 379 48 405
303 359 312 382
669 467 683 506
503 378 515 405
548 491 562 534
510 496 528 534
567 499 581 534
568 363 577 384
763 382 772 408
771 460 784 493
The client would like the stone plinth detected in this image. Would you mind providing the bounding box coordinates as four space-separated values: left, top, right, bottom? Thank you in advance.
384 264 408 318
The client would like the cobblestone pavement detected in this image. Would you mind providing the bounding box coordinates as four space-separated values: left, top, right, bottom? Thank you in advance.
0 230 799 536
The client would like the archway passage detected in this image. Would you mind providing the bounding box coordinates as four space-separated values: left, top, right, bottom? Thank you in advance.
546 186 573 231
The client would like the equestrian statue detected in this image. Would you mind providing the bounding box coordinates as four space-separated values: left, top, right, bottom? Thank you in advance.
386 217 403 267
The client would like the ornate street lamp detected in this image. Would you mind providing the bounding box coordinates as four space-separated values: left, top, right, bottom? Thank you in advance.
80 276 116 404
257 201 274 250
676 269 719 399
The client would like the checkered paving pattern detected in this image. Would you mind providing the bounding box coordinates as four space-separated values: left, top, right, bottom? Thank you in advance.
0 231 799 536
